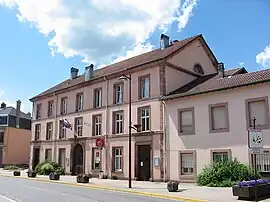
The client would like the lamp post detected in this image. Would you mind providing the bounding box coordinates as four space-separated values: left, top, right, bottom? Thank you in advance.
119 74 132 188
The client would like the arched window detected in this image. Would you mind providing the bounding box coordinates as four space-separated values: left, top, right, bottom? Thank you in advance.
194 63 204 75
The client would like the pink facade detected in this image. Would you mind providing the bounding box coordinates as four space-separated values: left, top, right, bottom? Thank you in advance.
164 80 270 182
30 34 218 181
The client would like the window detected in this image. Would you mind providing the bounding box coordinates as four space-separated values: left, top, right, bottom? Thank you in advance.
113 147 123 172
113 111 124 134
47 100 54 117
94 88 102 108
93 114 102 136
59 120 66 139
76 93 83 112
46 122 53 140
246 97 269 129
35 124 41 140
75 117 83 137
0 132 4 143
193 63 204 75
92 149 101 170
60 97 67 114
178 108 195 135
36 104 42 119
138 107 150 132
180 152 196 175
45 149 52 161
209 103 229 132
251 150 270 172
212 151 229 163
58 148 66 169
114 83 124 104
139 75 150 99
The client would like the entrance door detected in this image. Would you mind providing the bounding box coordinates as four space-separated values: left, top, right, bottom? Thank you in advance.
0 147 3 167
32 147 40 170
72 144 84 175
137 145 151 181
58 148 66 170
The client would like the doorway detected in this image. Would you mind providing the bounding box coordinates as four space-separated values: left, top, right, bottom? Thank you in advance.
137 145 151 181
32 147 40 170
72 144 84 175
58 148 66 170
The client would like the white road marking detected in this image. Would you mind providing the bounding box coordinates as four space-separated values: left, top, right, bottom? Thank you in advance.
0 195 16 202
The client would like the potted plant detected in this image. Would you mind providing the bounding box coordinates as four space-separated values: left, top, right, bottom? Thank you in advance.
13 170 21 176
77 174 90 183
232 179 270 200
27 169 37 178
167 180 179 192
49 172 60 180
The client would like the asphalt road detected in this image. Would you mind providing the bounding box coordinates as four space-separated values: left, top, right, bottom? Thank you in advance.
0 176 177 202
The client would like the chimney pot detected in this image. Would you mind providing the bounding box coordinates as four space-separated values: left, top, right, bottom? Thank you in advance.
85 64 94 81
1 102 6 109
218 62 225 78
160 34 170 50
70 67 79 79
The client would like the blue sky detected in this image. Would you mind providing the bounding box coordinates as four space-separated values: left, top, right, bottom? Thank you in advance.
0 0 269 113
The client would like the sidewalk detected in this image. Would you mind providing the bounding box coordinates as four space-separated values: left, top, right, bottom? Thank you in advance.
0 169 243 202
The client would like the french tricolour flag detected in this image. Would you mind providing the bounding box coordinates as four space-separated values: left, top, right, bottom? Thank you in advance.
61 118 72 130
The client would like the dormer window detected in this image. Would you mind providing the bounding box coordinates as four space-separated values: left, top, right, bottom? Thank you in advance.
194 63 204 75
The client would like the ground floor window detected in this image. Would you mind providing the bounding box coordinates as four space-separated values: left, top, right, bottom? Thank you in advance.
92 148 101 170
180 152 196 175
113 147 123 172
250 150 270 172
212 151 229 163
45 149 52 161
58 148 66 169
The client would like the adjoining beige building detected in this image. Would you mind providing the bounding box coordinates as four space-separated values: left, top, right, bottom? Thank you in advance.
161 66 270 182
29 33 219 181
0 100 32 167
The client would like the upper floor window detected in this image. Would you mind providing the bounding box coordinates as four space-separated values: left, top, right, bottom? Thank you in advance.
114 83 123 104
246 97 270 129
113 111 124 135
59 120 66 139
139 75 150 99
47 100 54 117
178 107 195 135
75 117 83 137
0 132 4 143
138 107 150 132
36 104 42 119
76 93 83 112
94 88 102 108
93 114 102 136
60 97 67 115
46 122 53 140
45 149 52 161
193 63 204 75
209 103 229 133
35 124 41 140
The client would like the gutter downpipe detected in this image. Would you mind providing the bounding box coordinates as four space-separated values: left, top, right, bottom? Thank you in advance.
103 76 109 176
53 92 58 162
162 100 169 182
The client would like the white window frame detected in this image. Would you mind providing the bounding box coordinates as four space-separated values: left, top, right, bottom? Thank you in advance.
48 101 53 117
94 89 102 108
35 124 41 140
61 97 67 114
75 117 83 136
59 121 66 139
141 77 150 98
180 152 196 176
76 93 83 112
140 107 150 132
36 104 42 119
94 115 102 136
114 148 122 171
114 112 123 134
212 151 229 163
46 122 53 140
115 84 123 104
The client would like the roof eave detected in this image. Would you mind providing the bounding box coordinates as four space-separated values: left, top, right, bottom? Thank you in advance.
161 79 270 101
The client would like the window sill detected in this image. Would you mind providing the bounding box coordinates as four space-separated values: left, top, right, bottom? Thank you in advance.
112 170 124 174
209 129 229 133
178 132 195 136
248 125 270 130
138 97 151 101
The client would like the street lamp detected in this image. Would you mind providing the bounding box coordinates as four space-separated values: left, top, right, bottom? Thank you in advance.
119 74 132 188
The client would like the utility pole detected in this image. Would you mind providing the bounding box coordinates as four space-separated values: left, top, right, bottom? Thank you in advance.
253 117 258 202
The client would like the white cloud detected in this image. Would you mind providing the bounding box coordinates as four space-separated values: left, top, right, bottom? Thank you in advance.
256 46 270 68
0 0 198 66
239 62 244 66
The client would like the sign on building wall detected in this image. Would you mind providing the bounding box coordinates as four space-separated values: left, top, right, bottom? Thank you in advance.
248 129 263 150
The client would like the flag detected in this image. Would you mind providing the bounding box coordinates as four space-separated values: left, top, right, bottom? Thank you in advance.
61 118 72 130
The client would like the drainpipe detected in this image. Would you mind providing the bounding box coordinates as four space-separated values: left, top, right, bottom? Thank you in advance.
162 100 169 182
103 76 109 176
53 93 58 162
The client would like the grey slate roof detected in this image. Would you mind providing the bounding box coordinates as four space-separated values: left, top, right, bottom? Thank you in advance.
0 107 32 120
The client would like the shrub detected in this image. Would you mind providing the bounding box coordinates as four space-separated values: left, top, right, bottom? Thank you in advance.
35 161 65 175
4 165 21 170
196 158 260 187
